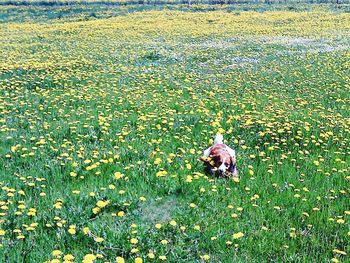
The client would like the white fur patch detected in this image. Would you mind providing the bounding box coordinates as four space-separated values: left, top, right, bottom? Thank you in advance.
218 157 227 173
225 146 236 158
203 147 211 157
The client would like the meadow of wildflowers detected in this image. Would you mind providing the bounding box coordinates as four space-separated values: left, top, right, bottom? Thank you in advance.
0 4 349 262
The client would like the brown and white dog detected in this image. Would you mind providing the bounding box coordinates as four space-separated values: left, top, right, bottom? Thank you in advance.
200 134 237 177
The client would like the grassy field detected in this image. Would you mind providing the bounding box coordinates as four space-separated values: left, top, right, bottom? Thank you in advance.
1 4 350 263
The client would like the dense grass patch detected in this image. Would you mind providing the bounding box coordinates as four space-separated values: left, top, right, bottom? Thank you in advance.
0 4 349 263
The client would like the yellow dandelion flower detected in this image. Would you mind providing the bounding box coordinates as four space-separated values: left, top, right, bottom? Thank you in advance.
95 237 104 243
52 250 62 257
201 255 210 261
232 232 244 239
130 238 138 244
116 257 125 263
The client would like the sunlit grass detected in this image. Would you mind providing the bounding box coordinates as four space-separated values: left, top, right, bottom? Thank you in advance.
0 4 349 263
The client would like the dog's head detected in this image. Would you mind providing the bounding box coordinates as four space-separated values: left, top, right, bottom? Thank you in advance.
211 147 235 175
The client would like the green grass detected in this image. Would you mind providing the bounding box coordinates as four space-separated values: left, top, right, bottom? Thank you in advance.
0 4 349 263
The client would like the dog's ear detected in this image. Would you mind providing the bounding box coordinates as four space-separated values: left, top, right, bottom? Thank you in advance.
229 156 237 176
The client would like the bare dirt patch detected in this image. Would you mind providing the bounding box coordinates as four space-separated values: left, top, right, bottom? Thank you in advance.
139 196 178 225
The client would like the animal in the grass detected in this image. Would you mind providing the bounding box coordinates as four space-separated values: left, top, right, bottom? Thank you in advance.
200 134 238 177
